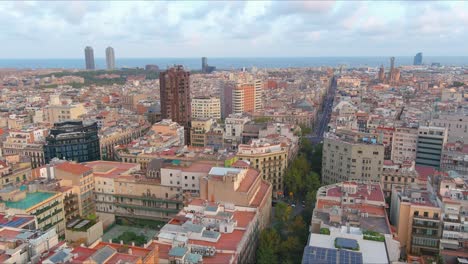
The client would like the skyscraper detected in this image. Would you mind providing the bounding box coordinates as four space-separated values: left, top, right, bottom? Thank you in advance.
232 80 263 114
106 47 115 70
388 57 396 84
413 52 423 65
378 65 385 82
160 65 191 144
202 57 207 72
84 46 95 70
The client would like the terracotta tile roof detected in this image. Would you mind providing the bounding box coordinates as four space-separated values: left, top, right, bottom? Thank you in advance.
71 246 96 262
233 211 256 228
106 253 140 263
250 180 271 207
237 169 259 192
203 253 235 264
188 230 245 251
55 162 92 175
0 229 21 239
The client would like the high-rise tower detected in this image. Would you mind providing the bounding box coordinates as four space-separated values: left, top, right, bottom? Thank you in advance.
106 47 115 70
160 65 191 144
413 52 423 66
378 65 385 82
84 46 95 70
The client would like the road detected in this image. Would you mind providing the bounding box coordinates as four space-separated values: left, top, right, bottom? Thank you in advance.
305 76 337 144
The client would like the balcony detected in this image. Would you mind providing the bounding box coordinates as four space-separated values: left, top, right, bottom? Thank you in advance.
444 216 461 223
413 220 440 229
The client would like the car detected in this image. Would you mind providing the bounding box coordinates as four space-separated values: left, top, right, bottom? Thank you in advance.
291 203 296 208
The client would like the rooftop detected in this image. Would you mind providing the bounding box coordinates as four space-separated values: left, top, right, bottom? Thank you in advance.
55 162 92 175
5 191 55 210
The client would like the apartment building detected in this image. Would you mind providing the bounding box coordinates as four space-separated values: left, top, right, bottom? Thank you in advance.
431 112 468 143
236 138 288 198
191 97 221 120
322 131 384 185
440 140 468 176
381 161 420 197
44 103 86 124
437 177 468 260
415 126 448 168
87 161 182 222
0 161 32 188
190 118 215 147
391 126 418 164
54 162 95 218
2 187 65 235
390 186 442 256
232 80 263 114
224 114 250 150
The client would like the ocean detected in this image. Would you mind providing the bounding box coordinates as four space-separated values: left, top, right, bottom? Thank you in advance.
0 56 467 70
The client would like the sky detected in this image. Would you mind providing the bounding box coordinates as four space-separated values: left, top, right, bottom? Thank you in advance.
0 1 467 58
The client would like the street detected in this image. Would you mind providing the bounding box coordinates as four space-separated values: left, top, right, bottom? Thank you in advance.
305 75 337 144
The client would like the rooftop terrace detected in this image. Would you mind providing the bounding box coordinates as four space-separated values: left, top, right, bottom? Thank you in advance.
5 192 55 210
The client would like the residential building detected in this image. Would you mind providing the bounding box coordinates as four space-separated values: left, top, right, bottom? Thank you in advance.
105 46 115 70
437 176 468 261
322 131 384 185
440 140 468 176
54 162 95 218
0 227 59 264
84 46 95 70
303 227 397 264
44 103 86 124
159 160 213 196
232 80 263 114
391 126 418 164
431 112 468 143
190 118 215 147
87 161 182 222
390 185 442 256
381 161 421 197
0 161 32 188
154 189 271 263
415 126 448 168
191 97 221 120
1 187 65 235
62 241 159 264
224 114 250 150
160 65 191 144
44 120 100 163
236 138 288 198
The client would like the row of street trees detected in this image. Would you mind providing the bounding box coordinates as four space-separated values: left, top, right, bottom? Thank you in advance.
257 138 323 263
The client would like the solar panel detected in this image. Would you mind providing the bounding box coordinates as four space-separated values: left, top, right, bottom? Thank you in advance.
302 246 363 264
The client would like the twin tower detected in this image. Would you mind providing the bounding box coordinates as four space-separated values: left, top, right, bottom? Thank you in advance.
84 46 115 70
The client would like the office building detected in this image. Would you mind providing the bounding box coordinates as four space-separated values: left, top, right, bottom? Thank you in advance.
322 131 384 185
105 47 115 70
232 80 263 114
84 46 95 70
160 65 191 144
44 120 100 163
390 185 442 256
220 81 235 118
414 52 423 66
415 126 447 168
201 57 215 73
378 65 385 82
191 96 221 120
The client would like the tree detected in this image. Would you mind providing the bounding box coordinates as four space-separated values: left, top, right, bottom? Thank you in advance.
275 202 292 224
257 228 280 264
279 236 302 262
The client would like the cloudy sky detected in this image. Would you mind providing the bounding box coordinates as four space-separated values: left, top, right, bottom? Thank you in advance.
1 1 467 58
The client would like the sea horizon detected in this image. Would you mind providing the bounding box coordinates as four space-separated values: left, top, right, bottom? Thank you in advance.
0 56 467 70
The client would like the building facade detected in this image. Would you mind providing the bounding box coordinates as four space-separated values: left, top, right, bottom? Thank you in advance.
391 127 418 164
322 132 384 185
44 121 100 163
191 97 221 120
415 126 447 168
160 66 191 144
84 46 95 70
105 47 115 70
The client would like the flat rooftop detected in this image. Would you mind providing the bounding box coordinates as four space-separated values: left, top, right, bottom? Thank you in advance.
5 192 55 210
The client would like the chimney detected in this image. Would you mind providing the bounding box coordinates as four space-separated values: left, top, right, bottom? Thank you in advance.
128 248 133 255
131 242 135 247
346 222 350 234
120 240 123 245
46 164 52 181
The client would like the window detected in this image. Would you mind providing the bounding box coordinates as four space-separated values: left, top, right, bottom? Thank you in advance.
414 211 419 216
184 176 187 180
423 212 428 217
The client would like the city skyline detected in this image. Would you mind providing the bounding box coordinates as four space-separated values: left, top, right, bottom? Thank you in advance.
0 1 467 58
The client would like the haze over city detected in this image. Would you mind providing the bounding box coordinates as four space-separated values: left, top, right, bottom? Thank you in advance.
1 1 468 58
